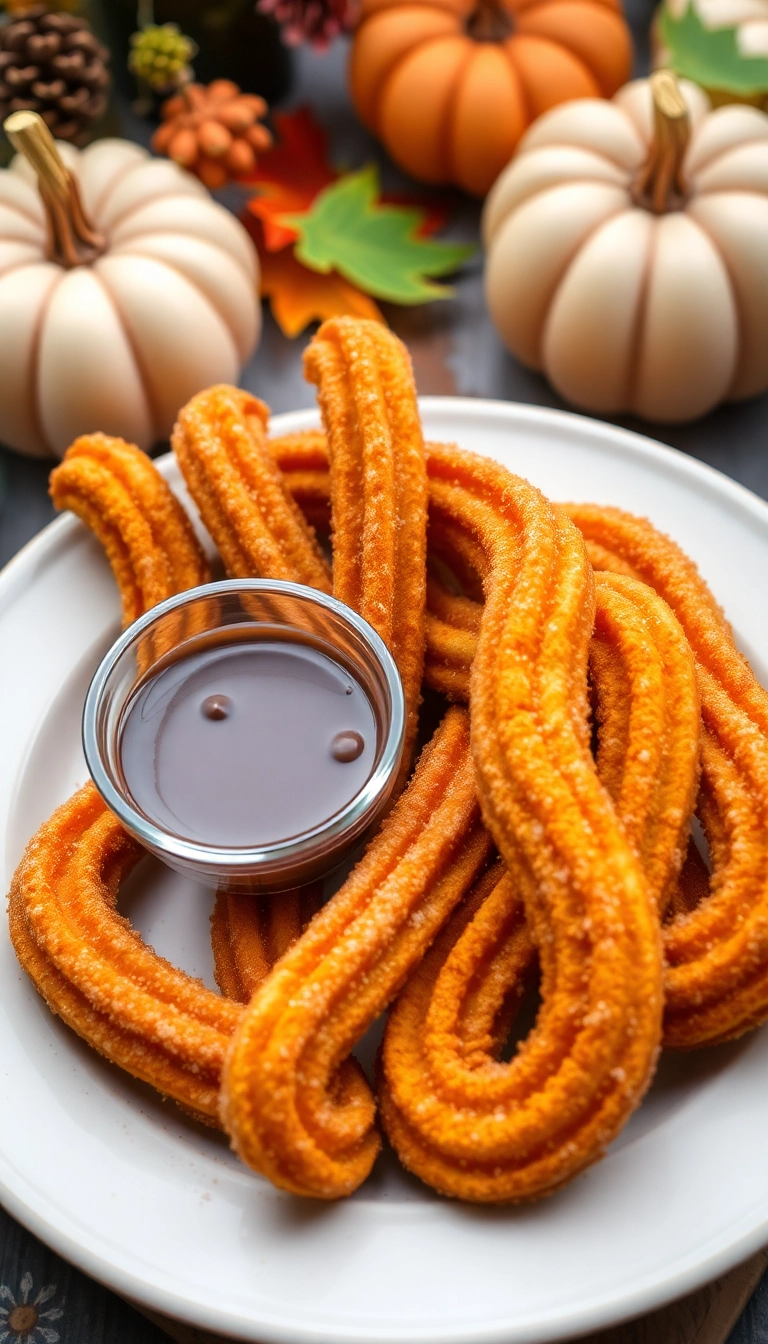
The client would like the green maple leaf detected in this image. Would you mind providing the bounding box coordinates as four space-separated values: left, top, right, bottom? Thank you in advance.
660 3 768 94
282 165 474 305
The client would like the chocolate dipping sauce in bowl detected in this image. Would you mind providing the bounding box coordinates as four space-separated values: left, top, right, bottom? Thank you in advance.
82 580 405 891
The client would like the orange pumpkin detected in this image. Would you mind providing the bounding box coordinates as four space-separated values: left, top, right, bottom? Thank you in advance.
349 0 633 195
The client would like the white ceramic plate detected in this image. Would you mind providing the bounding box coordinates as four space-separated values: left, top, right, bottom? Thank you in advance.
2 398 768 1344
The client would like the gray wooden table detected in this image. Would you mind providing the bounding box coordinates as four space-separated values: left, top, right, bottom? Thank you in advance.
2 19 768 1344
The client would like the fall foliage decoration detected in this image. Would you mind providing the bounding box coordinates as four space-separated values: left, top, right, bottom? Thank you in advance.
243 107 470 336
655 0 768 109
0 6 110 146
258 0 359 48
246 105 336 249
286 165 472 303
482 71 768 422
153 80 272 190
255 228 383 336
128 22 196 95
350 0 633 196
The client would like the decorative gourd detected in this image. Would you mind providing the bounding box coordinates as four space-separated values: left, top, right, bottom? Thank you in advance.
0 111 259 458
483 70 768 421
349 0 633 197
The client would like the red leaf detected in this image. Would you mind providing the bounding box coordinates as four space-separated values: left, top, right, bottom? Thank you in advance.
380 192 452 238
244 106 337 251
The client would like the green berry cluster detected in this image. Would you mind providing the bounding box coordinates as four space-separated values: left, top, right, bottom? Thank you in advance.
128 23 196 92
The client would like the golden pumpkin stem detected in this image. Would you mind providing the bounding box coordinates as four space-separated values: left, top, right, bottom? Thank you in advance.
632 70 690 214
4 110 106 268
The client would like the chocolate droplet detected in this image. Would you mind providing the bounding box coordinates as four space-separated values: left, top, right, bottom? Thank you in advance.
331 730 364 763
202 694 232 721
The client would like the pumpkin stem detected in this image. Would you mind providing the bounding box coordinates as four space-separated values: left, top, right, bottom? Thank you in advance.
3 111 106 268
632 70 690 214
465 0 512 43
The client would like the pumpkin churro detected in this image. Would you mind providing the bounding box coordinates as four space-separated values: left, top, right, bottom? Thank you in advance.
375 445 666 1202
270 430 479 702
172 384 331 592
210 886 323 1004
567 505 768 1047
50 432 211 627
9 785 242 1126
304 317 428 782
31 436 239 1123
379 570 700 1201
220 708 491 1197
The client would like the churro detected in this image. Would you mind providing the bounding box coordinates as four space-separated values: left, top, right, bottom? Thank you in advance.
268 428 330 532
220 708 491 1198
172 384 331 592
9 786 242 1125
567 505 768 1047
271 430 479 701
400 444 666 1200
380 571 700 1201
210 886 323 1004
50 432 210 627
304 318 428 781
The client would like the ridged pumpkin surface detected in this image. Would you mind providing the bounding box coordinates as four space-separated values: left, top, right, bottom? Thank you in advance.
349 0 632 194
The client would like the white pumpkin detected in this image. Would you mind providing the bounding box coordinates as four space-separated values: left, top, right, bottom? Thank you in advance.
0 114 260 457
483 72 768 422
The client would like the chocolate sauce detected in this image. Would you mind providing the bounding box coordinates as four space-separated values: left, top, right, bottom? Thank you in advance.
331 730 365 762
202 694 231 721
119 640 376 848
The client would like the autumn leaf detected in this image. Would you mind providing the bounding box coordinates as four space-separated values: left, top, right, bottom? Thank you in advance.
240 120 467 332
245 214 383 337
284 165 474 304
243 106 452 251
244 106 337 250
660 3 768 93
261 247 385 336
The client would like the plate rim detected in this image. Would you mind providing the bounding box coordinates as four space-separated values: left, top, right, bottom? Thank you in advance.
2 395 768 1344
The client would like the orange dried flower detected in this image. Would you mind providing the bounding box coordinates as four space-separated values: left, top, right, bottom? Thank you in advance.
152 79 272 189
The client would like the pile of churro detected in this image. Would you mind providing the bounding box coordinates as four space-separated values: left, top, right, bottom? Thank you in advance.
9 317 768 1204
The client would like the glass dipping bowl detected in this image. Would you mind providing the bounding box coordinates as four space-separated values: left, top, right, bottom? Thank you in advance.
82 580 405 892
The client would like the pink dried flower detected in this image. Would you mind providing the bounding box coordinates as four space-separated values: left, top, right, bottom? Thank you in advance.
257 0 359 48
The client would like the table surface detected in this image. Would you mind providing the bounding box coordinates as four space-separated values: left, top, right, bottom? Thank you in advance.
2 11 768 1344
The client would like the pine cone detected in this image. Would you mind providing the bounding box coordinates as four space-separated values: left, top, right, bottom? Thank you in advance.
0 5 110 145
152 80 272 190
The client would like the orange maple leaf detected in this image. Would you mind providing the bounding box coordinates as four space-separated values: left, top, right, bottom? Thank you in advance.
247 215 384 337
245 106 337 251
